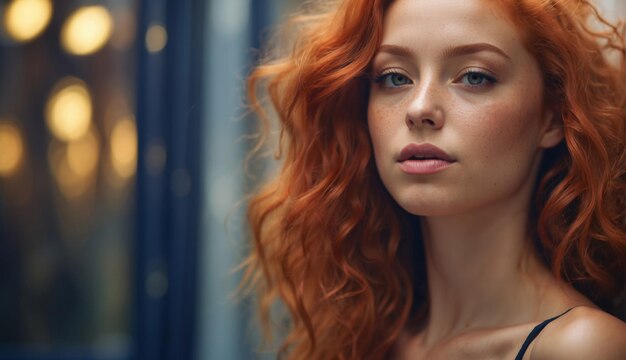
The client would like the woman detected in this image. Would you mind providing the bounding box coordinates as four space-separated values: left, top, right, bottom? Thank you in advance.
243 0 626 358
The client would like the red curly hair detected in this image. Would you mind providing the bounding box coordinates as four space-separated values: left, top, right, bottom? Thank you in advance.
242 0 626 358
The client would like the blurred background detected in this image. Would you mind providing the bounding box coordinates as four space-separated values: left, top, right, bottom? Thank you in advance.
0 0 624 360
0 0 303 358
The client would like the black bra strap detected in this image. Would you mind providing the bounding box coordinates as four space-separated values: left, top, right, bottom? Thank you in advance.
514 307 574 360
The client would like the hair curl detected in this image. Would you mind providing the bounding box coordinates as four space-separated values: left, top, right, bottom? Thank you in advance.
242 0 626 358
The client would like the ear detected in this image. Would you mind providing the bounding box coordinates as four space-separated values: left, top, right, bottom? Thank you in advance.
539 109 564 149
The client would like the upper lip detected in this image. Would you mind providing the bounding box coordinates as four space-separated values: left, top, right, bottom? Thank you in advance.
398 143 455 162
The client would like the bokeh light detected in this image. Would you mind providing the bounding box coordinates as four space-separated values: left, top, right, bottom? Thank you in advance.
0 121 24 177
48 128 100 199
3 0 53 42
145 23 167 53
110 6 136 51
67 129 99 178
61 6 113 56
146 140 167 176
45 77 92 142
110 116 137 179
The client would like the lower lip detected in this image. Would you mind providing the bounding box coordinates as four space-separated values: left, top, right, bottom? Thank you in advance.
398 159 455 175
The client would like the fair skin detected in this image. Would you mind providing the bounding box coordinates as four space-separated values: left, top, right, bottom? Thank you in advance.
367 0 626 359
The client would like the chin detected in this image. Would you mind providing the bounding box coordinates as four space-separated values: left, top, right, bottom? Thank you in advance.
392 195 464 217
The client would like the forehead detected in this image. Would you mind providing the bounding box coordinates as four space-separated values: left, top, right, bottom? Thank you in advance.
381 0 522 50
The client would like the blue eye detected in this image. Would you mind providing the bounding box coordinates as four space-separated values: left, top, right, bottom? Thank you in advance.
460 71 496 87
376 72 412 88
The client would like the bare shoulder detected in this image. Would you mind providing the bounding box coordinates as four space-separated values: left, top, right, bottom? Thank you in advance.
532 306 626 360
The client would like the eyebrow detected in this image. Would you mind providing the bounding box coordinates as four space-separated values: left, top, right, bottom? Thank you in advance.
376 42 511 60
376 44 414 58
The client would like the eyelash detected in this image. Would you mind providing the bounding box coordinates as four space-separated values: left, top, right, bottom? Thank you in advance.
371 69 498 89
372 69 412 88
458 69 497 88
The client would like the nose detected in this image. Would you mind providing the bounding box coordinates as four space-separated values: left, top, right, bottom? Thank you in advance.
405 78 445 130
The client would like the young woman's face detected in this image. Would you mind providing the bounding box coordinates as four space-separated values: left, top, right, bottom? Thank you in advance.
367 0 563 217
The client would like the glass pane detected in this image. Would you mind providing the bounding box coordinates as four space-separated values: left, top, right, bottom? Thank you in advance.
196 0 307 359
0 0 137 355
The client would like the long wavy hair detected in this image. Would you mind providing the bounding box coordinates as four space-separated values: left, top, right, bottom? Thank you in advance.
242 0 626 358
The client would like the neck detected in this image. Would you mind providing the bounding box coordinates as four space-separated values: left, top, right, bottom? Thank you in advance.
418 195 557 345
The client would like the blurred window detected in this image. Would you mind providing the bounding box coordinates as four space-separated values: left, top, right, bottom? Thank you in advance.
194 0 307 359
0 0 137 357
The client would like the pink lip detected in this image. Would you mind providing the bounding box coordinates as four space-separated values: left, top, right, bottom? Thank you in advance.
397 143 456 175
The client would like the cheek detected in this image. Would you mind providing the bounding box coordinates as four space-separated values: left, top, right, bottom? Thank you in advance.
458 96 543 173
472 107 525 150
367 100 400 154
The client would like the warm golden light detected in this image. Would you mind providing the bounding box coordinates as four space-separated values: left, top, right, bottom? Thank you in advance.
45 78 92 142
61 6 113 56
3 0 53 42
110 115 137 179
110 7 136 51
145 23 167 53
67 129 99 177
48 128 100 199
49 141 86 198
0 121 24 177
